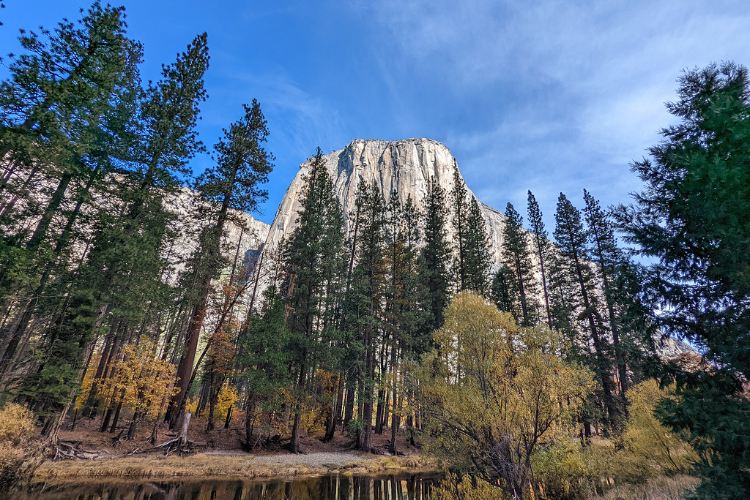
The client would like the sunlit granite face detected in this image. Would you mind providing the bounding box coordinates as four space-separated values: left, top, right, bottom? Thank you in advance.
264 138 514 271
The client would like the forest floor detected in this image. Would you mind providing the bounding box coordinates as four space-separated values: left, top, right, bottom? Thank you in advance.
32 414 437 482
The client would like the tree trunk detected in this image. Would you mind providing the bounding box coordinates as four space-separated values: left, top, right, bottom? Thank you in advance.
127 412 140 440
289 404 302 454
343 376 356 427
169 299 207 428
324 374 343 441
26 171 73 251
389 390 400 455
179 412 192 448
374 388 386 434
109 396 124 433
572 252 620 426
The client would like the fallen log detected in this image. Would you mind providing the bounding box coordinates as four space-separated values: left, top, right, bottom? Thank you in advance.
53 441 100 460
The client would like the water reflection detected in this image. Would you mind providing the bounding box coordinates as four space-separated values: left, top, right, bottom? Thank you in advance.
11 473 440 500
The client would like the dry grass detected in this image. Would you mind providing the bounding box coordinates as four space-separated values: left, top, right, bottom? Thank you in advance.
32 452 438 483
587 475 700 500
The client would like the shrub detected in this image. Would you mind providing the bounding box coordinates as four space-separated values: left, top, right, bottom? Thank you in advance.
623 380 696 474
0 403 42 489
532 439 609 500
431 473 500 500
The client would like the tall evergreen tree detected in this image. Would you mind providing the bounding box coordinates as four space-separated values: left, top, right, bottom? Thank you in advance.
583 190 630 395
380 193 421 452
0 1 141 245
501 202 537 326
554 193 622 429
546 248 578 350
490 265 516 315
237 285 292 448
462 197 491 295
417 179 451 336
0 3 143 380
527 190 553 328
345 181 386 451
72 33 210 432
618 62 750 498
168 100 273 427
282 148 345 453
450 164 469 290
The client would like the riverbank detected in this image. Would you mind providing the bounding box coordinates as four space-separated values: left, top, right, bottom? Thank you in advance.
25 412 438 484
31 451 437 482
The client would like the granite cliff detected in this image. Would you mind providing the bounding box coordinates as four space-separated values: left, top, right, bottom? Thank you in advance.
263 138 509 267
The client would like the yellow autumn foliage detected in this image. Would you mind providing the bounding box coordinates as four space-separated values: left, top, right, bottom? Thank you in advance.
622 379 696 474
215 381 239 421
421 291 594 498
529 380 697 499
96 338 179 419
73 353 100 411
0 403 35 445
184 397 199 415
431 473 498 500
0 403 39 487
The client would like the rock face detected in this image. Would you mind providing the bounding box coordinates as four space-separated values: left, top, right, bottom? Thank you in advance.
264 138 508 267
166 188 270 278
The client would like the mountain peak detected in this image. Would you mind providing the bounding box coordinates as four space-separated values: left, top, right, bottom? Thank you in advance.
266 138 509 268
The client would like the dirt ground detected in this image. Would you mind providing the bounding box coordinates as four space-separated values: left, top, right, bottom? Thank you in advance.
56 411 422 461
35 413 434 482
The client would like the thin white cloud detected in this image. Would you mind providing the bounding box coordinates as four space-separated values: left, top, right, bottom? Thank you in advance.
349 0 750 224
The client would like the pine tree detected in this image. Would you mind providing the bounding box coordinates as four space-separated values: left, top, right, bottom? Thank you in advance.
169 100 273 427
417 179 451 336
501 202 537 326
546 248 578 352
554 193 622 429
490 265 516 315
462 198 491 295
344 181 386 450
75 33 210 431
527 191 553 328
380 193 421 452
0 3 143 380
237 285 293 448
618 62 750 498
0 1 142 247
583 190 630 395
282 148 345 453
450 164 469 290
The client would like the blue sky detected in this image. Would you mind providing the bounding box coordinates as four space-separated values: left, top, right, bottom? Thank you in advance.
2 0 749 229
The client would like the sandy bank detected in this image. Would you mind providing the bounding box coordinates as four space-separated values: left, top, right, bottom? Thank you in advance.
32 452 438 483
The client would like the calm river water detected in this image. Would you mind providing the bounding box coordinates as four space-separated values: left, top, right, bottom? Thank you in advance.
7 473 441 500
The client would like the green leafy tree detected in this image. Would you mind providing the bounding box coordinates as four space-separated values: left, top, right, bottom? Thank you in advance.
420 291 593 500
618 62 750 499
237 286 293 448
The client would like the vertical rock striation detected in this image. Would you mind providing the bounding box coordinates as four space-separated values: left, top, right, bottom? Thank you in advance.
264 138 508 267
